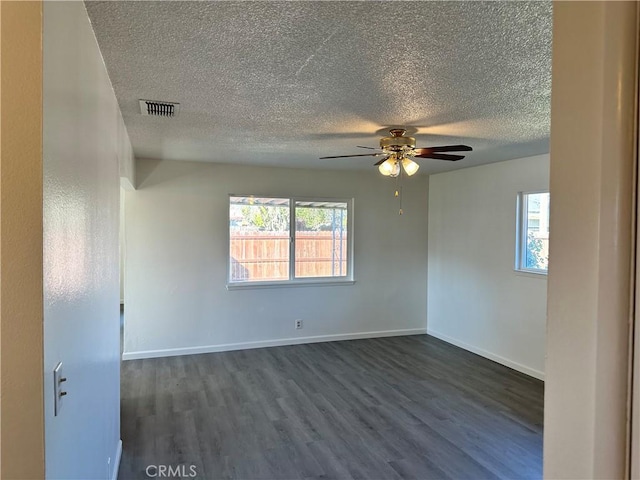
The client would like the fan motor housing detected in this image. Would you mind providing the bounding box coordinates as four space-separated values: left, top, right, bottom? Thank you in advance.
380 134 416 150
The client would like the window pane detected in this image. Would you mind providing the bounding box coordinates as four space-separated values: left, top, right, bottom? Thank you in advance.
229 197 290 282
524 192 550 271
294 201 348 278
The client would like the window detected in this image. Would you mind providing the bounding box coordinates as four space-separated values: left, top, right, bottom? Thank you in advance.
229 196 352 286
516 191 550 274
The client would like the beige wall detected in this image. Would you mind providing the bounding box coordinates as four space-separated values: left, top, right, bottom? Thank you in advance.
0 2 45 479
545 2 637 478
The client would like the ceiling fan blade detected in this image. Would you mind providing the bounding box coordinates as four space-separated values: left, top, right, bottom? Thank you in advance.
319 153 384 159
414 145 473 155
356 145 379 150
415 152 465 161
373 156 390 166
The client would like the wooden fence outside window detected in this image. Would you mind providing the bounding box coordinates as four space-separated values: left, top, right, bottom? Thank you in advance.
230 232 348 281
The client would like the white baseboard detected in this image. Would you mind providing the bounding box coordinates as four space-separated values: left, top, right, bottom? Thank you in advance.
122 328 427 361
111 439 122 480
427 328 545 381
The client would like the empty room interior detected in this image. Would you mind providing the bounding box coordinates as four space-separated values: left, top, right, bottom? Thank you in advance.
2 1 639 480
107 2 551 477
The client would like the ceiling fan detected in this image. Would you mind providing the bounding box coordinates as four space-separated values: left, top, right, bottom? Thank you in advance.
320 128 473 177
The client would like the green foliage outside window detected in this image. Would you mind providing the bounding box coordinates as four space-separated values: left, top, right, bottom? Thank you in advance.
236 204 347 232
526 232 546 270
239 205 289 232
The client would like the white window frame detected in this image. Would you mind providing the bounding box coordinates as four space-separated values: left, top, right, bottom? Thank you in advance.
227 195 355 289
515 190 549 275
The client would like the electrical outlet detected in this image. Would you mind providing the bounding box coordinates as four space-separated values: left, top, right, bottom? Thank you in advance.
295 319 303 329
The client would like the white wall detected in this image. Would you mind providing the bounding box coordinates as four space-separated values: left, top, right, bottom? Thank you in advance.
118 115 135 189
120 188 126 304
427 155 549 379
43 2 130 479
124 159 428 358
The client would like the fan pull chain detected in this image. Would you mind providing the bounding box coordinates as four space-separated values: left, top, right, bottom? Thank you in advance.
395 163 403 215
395 174 399 198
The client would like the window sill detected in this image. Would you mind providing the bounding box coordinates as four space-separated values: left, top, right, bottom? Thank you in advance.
514 268 548 278
226 279 356 290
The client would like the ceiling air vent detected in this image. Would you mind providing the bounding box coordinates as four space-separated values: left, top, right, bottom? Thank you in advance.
139 99 180 117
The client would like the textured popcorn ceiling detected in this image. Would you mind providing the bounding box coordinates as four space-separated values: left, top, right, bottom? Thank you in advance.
85 1 552 174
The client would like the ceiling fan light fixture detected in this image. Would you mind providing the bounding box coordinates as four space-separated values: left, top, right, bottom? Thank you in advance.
379 158 400 177
320 128 472 178
402 158 420 176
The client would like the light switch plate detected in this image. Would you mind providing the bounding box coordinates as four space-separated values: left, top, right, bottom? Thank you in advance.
53 362 66 416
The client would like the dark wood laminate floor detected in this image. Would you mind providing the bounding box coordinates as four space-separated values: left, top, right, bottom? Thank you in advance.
118 335 543 480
